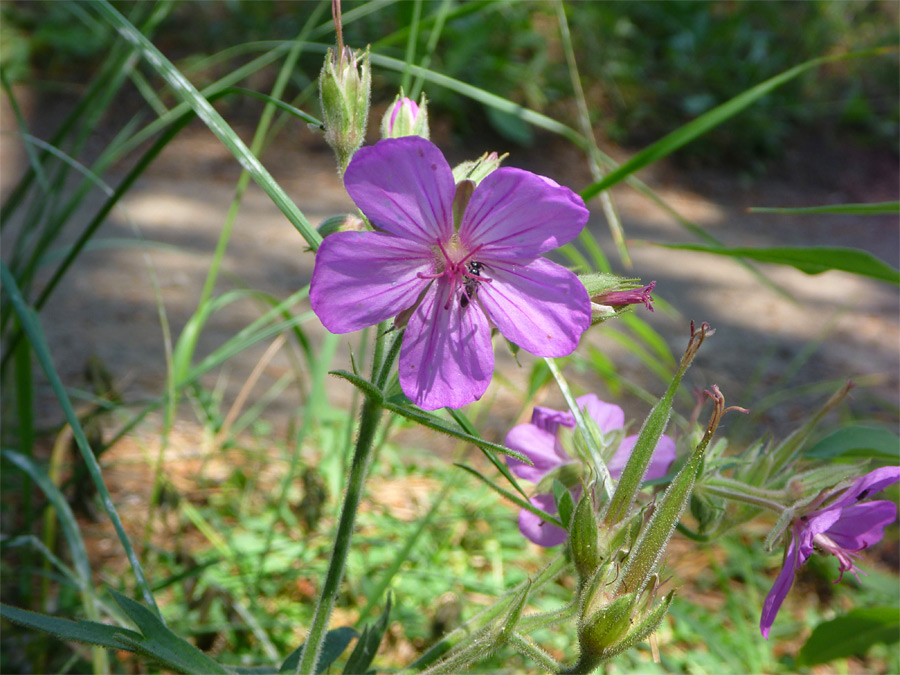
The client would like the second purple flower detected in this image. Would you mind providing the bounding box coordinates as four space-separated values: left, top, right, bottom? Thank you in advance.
505 394 677 547
310 137 591 410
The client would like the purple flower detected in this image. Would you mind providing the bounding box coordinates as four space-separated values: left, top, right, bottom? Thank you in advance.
309 137 591 410
760 465 900 639
504 394 677 547
592 281 656 312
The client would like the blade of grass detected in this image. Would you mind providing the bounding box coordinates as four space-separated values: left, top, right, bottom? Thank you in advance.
91 0 322 250
581 46 897 200
556 0 629 266
0 262 160 616
400 0 423 93
0 0 170 226
454 464 564 529
750 201 900 215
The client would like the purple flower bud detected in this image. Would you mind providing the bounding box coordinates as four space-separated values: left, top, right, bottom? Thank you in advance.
593 281 656 312
381 94 429 139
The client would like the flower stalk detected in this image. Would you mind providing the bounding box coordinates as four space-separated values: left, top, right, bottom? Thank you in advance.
295 332 400 675
603 321 713 526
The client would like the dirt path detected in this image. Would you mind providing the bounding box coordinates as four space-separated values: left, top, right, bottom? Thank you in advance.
3 93 898 448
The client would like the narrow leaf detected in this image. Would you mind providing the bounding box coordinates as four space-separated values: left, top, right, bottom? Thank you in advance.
1 451 91 586
455 464 564 529
280 627 359 674
0 603 141 651
804 426 900 460
109 589 228 674
344 594 392 674
750 201 900 215
662 243 900 284
91 0 322 250
447 408 529 499
581 47 895 200
0 262 159 614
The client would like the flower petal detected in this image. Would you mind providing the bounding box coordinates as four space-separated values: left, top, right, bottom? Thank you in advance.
460 168 589 258
505 423 572 483
477 257 590 357
519 494 568 547
344 137 455 245
829 466 900 510
310 231 433 333
531 406 575 434
577 394 625 434
608 434 676 481
399 281 493 410
760 533 801 639
826 500 898 551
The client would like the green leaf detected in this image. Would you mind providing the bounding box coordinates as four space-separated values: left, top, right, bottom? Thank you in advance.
0 262 159 614
652 243 900 285
750 201 900 215
455 463 564 529
109 589 228 674
580 47 895 200
332 370 530 464
804 426 900 460
798 606 900 666
280 626 359 674
1 451 91 586
344 594 392 674
552 479 575 530
330 369 386 405
0 602 141 651
447 408 529 500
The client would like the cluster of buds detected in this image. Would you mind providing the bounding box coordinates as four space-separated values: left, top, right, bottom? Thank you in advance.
559 328 735 673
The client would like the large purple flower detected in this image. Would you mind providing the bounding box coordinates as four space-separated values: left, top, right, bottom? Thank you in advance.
760 465 900 639
504 394 677 547
309 137 591 410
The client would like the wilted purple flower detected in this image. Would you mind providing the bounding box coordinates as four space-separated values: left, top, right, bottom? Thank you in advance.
504 394 677 547
593 281 656 312
310 137 591 410
760 465 900 639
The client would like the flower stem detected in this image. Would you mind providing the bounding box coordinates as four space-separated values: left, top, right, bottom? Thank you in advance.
702 479 787 513
295 332 399 675
510 632 561 673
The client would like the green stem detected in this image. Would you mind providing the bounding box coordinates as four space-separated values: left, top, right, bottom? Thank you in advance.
407 555 568 672
510 632 561 673
701 483 787 514
295 332 399 675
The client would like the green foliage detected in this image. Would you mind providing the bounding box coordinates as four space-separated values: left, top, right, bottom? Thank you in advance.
798 606 900 666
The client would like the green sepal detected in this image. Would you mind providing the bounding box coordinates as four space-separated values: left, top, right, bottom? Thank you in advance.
553 479 576 530
569 494 601 583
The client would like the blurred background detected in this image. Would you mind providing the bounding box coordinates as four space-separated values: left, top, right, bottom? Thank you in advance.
1 1 898 673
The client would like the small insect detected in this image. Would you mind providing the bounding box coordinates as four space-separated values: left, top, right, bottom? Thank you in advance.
460 261 484 309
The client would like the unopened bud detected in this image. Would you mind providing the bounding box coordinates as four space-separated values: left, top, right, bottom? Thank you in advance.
570 494 601 582
319 46 371 172
452 151 508 185
381 93 429 139
317 213 366 237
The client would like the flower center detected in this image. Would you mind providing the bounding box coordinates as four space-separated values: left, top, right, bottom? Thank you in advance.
812 532 860 581
417 239 492 309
